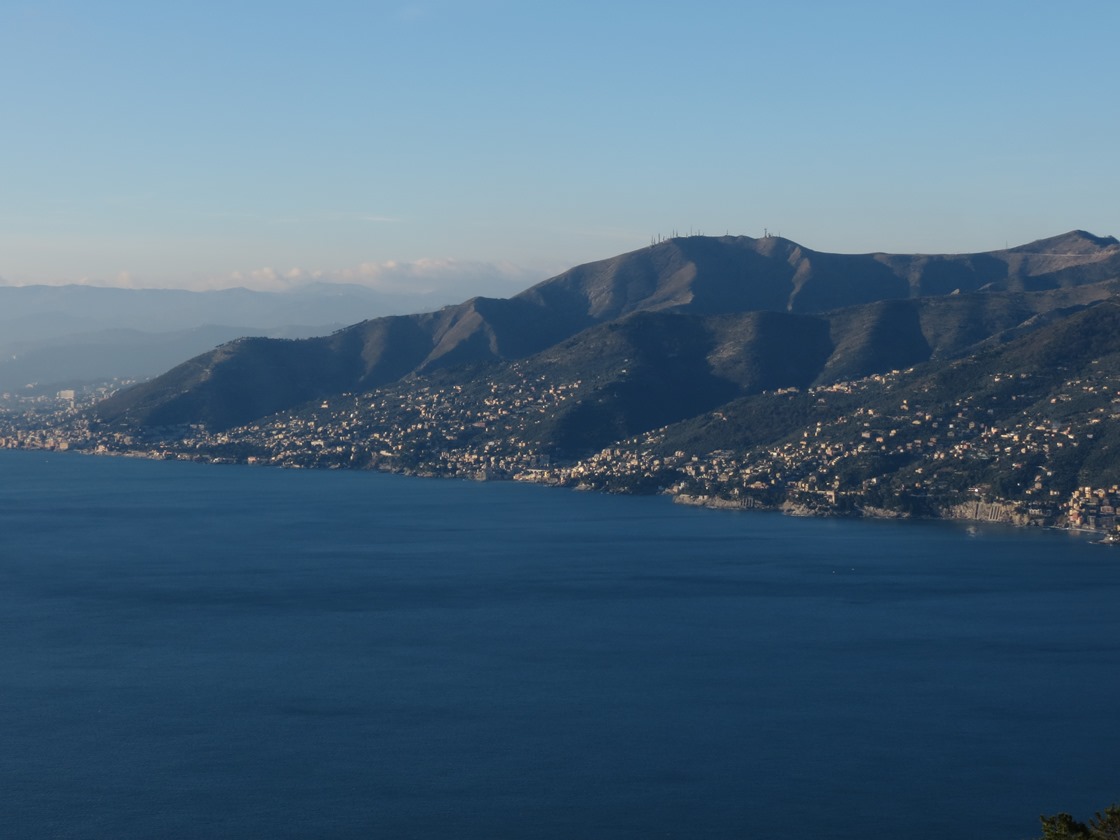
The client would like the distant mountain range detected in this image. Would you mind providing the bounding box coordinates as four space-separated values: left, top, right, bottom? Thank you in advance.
0 282 451 392
93 230 1120 435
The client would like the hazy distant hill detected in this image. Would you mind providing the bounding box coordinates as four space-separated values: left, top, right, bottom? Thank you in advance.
0 282 447 392
0 324 330 394
92 231 1120 432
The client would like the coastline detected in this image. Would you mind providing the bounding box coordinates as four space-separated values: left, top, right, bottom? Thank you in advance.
12 442 1110 539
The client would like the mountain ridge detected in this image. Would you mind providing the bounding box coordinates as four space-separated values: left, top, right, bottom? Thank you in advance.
91 231 1120 433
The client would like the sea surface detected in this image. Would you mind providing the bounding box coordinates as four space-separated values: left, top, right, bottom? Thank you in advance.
1 449 1118 839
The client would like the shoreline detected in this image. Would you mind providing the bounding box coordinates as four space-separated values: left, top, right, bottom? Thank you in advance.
13 443 1111 540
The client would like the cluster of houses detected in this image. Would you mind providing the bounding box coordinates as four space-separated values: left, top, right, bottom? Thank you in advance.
1066 486 1120 532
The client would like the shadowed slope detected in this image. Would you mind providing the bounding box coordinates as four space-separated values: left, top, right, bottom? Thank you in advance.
93 232 1120 431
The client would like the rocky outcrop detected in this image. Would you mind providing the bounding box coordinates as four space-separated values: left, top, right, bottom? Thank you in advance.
938 500 1031 526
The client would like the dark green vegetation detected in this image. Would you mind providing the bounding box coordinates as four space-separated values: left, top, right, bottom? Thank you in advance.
1037 803 1120 839
43 230 1120 522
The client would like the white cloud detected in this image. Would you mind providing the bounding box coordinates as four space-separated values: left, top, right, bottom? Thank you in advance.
0 256 555 301
339 258 545 297
216 257 545 300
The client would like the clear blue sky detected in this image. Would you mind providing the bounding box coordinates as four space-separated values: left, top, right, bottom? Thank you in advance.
2 0 1117 295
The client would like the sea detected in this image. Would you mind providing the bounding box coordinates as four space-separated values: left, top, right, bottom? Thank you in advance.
1 449 1117 840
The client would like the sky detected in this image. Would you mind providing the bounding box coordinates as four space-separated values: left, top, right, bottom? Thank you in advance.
1 0 1117 298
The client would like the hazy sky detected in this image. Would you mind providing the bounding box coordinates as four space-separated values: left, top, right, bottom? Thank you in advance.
2 0 1117 295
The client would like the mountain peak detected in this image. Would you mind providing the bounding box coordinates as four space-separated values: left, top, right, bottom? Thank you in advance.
1008 230 1119 255
92 231 1120 432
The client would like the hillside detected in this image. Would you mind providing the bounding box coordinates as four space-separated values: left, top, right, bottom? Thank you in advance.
11 229 1120 525
627 298 1120 513
0 281 437 393
56 294 1120 528
91 231 1120 432
0 324 329 394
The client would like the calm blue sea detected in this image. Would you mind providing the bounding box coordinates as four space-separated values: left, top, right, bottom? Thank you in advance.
1 449 1117 839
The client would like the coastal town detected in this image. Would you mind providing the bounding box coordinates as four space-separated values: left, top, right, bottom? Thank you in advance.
4 356 1120 538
